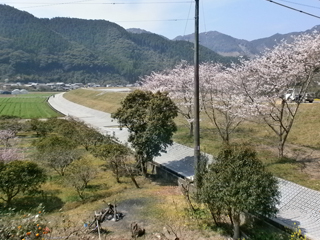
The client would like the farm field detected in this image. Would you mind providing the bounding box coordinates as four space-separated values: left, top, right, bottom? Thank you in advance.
0 92 63 119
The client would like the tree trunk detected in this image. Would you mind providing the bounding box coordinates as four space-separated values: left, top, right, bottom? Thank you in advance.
278 141 285 159
141 161 147 177
4 196 12 207
208 206 221 226
228 208 234 226
189 122 194 137
130 175 140 188
232 213 241 240
115 165 120 183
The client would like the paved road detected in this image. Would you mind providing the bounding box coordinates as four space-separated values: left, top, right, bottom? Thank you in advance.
48 92 320 240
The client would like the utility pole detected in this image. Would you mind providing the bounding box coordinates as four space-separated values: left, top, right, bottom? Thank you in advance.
194 0 200 178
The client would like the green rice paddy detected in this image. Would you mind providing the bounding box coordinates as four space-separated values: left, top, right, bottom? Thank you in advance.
0 93 63 119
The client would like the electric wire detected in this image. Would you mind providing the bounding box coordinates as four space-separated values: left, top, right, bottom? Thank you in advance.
111 18 192 23
4 1 192 5
20 1 192 9
277 0 320 10
266 0 320 19
201 0 208 48
183 0 193 36
1 0 194 34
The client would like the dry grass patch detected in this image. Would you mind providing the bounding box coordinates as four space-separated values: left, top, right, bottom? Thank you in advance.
64 89 128 113
38 178 225 240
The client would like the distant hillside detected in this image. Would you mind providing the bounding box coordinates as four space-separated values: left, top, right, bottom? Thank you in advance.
174 25 320 57
127 28 154 35
0 4 236 85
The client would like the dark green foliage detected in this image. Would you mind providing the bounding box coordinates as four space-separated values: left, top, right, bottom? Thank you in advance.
52 118 111 150
198 144 280 240
0 115 20 120
0 160 46 206
0 5 69 53
92 142 131 161
34 134 77 152
30 118 112 176
112 90 178 175
28 119 53 137
0 4 237 84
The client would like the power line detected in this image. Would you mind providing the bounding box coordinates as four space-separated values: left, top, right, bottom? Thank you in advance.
13 0 192 9
112 18 193 23
2 0 195 33
183 0 193 36
5 1 192 5
266 0 320 19
277 0 320 10
200 0 208 46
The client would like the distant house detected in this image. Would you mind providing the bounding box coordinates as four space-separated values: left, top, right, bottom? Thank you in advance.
11 89 28 95
11 89 21 95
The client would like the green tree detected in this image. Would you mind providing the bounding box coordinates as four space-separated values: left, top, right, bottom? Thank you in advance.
0 160 46 206
198 144 280 240
28 119 54 137
54 118 111 151
112 90 178 176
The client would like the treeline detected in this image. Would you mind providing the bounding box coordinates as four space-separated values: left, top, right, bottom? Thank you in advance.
0 4 237 85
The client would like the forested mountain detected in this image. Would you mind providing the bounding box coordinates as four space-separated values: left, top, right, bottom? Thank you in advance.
0 4 235 85
174 25 320 57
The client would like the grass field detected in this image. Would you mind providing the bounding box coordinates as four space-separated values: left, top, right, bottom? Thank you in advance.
64 88 320 191
0 93 63 119
64 89 320 151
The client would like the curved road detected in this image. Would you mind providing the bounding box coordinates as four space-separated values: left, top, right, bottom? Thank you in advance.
48 92 320 240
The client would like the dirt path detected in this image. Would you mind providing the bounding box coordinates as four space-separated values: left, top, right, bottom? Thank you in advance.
96 185 226 240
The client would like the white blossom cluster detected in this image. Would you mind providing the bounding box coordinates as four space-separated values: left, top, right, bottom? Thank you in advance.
140 32 320 148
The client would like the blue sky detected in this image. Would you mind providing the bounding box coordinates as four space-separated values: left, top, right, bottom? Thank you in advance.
1 0 320 40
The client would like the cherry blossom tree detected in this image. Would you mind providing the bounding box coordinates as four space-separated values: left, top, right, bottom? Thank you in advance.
0 130 16 148
141 32 320 154
0 148 23 163
141 61 250 144
200 63 251 144
0 130 23 163
234 32 320 158
140 61 195 136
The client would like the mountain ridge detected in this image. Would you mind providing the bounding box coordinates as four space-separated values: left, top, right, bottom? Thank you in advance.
0 4 234 85
174 25 320 57
0 4 318 85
